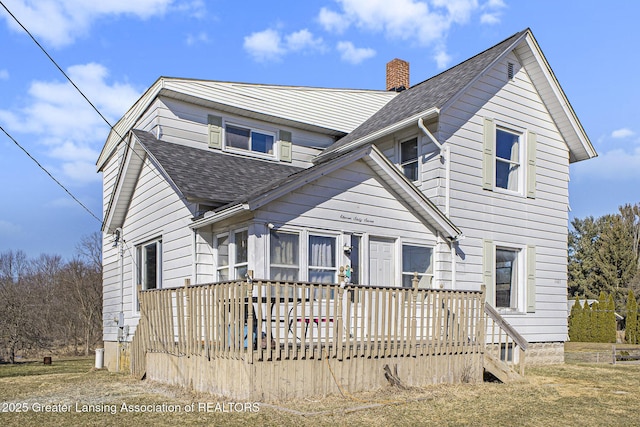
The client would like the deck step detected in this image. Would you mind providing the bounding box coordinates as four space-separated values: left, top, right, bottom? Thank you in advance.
483 353 524 383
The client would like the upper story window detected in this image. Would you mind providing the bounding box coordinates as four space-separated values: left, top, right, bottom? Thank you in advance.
400 137 419 181
208 114 293 162
226 124 274 155
482 118 536 198
495 128 521 191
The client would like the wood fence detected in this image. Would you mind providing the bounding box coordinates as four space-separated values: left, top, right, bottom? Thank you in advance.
135 275 486 365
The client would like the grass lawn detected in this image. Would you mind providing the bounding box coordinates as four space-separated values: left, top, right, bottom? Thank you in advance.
0 353 639 426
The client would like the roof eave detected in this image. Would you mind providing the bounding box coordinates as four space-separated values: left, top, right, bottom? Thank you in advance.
314 107 440 164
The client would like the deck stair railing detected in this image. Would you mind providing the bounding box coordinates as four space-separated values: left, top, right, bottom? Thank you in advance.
483 301 528 380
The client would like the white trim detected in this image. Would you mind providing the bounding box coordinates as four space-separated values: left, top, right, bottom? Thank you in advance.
315 108 439 163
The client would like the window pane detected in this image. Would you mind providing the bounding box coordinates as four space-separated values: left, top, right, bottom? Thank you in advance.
226 125 250 150
252 132 274 154
218 268 229 281
401 138 418 162
402 245 432 274
144 243 157 290
217 234 229 267
309 235 336 268
496 130 519 161
350 236 360 285
270 231 299 265
309 269 334 284
235 265 248 280
270 267 299 282
402 274 431 289
496 249 518 308
235 230 248 264
402 162 418 181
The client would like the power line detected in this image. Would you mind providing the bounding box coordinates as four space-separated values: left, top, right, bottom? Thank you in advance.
0 125 102 223
0 0 187 230
0 1 117 134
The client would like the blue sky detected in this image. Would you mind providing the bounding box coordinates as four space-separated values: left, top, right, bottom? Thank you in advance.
0 0 638 259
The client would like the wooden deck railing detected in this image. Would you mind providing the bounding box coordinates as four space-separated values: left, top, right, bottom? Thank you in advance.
483 302 529 375
134 276 486 365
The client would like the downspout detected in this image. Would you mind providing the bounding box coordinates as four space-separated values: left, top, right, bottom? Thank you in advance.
419 117 455 288
115 227 123 373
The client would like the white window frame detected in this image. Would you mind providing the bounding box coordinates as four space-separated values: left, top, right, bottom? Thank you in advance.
215 228 249 281
494 244 525 313
224 122 277 159
134 237 162 313
398 136 420 182
401 243 434 289
308 233 338 284
494 126 523 194
268 229 301 282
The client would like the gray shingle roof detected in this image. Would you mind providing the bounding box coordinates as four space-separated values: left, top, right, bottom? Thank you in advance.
132 130 303 206
319 29 528 158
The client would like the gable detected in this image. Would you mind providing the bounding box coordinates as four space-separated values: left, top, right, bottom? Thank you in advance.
192 145 461 240
317 29 595 164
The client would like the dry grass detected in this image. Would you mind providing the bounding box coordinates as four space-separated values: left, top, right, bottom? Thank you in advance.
1 355 640 426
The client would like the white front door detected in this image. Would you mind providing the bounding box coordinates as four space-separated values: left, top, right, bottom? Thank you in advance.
369 238 394 286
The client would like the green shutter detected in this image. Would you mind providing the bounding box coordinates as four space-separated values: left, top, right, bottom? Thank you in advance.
483 239 495 305
526 245 536 312
526 130 537 199
207 115 222 149
278 129 292 163
482 117 495 190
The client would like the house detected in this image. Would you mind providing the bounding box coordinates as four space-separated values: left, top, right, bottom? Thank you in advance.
99 28 596 397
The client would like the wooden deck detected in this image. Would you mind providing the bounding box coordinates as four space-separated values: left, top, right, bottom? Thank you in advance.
131 277 525 400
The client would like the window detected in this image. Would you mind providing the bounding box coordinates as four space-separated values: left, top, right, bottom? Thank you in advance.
137 239 162 290
495 128 520 191
216 233 229 281
402 245 433 288
216 230 248 281
308 235 337 284
349 236 361 285
270 230 299 281
400 137 419 181
226 124 274 155
495 248 519 309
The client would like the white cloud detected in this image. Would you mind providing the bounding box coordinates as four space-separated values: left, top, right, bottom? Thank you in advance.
611 128 635 139
573 143 640 182
244 28 325 62
433 48 452 69
244 29 285 62
0 63 140 184
337 41 376 64
319 0 504 66
318 7 350 34
0 0 174 47
186 31 209 46
285 29 324 52
480 0 506 25
0 69 8 80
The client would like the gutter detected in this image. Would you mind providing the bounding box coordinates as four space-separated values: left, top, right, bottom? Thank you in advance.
315 108 439 164
190 203 249 229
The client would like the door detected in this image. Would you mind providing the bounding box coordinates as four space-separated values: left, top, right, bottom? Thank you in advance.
369 238 394 286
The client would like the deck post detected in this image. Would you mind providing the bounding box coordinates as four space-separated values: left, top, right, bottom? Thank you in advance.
246 271 254 363
411 272 419 356
337 267 345 360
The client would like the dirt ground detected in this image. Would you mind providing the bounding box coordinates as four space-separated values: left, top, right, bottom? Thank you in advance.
1 352 640 427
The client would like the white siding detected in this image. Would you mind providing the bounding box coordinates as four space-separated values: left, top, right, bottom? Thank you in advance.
430 51 570 342
144 96 334 168
102 157 195 341
250 160 439 285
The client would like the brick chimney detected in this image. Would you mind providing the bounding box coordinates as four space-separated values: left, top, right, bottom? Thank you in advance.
386 58 409 92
